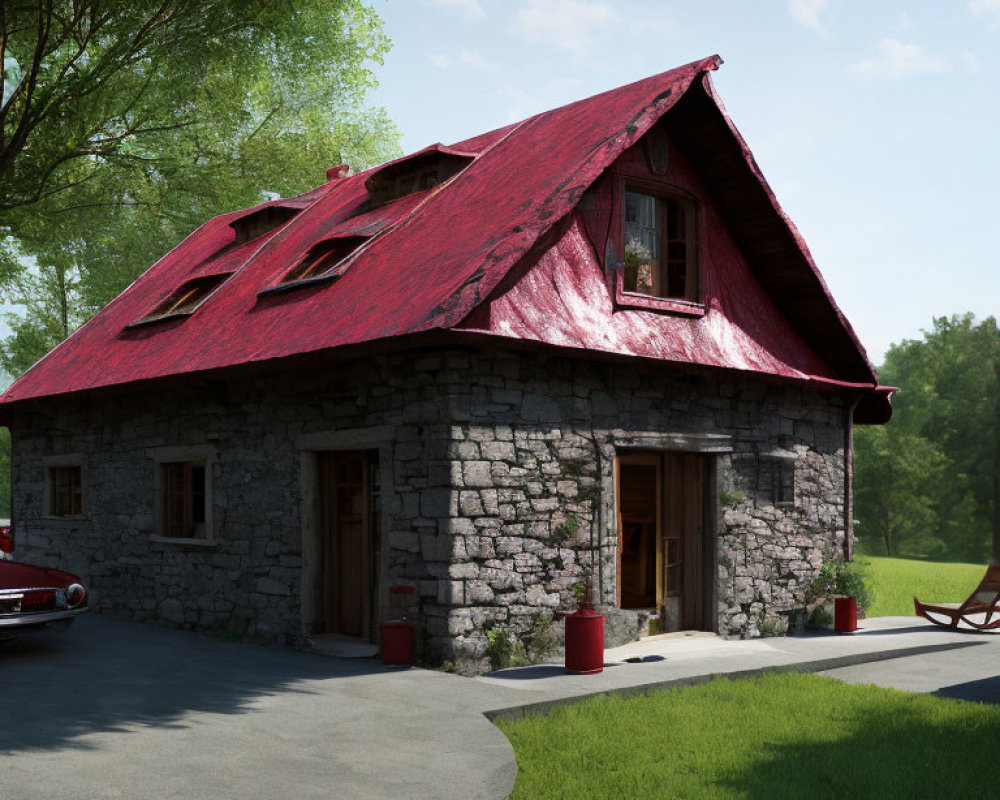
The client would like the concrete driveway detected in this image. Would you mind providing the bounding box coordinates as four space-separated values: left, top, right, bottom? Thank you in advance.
0 615 520 800
3 614 999 800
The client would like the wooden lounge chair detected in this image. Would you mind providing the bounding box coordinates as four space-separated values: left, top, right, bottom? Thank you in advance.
914 563 1000 631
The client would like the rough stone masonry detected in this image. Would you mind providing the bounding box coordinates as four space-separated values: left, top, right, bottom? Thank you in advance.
10 345 849 674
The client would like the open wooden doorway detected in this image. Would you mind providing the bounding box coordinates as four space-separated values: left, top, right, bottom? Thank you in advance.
617 451 713 632
317 449 380 641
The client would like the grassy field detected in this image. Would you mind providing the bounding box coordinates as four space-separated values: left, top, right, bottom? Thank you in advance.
864 556 987 617
497 672 1000 800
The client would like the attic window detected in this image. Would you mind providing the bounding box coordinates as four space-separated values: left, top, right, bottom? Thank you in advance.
231 207 299 246
364 150 473 208
133 272 231 326
273 236 367 288
623 188 698 301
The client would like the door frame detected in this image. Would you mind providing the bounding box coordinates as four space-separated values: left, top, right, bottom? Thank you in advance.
298 427 393 641
615 447 719 632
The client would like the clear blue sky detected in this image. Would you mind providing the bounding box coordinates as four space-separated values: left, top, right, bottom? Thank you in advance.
367 0 1000 366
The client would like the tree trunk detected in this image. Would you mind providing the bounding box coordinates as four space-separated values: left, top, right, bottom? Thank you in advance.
58 263 69 340
881 460 894 557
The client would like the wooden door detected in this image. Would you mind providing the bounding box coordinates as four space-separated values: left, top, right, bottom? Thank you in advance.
618 455 660 609
617 451 708 631
318 450 379 640
663 452 705 631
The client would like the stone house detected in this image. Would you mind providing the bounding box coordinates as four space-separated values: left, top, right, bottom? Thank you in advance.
0 56 891 671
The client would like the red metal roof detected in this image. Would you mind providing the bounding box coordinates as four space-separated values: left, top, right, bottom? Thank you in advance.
0 55 886 414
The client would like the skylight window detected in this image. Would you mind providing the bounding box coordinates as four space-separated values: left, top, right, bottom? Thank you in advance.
363 149 473 209
280 236 367 285
133 272 232 325
230 207 299 246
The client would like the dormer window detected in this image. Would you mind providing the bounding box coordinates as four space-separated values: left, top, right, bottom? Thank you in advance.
231 206 299 246
132 272 232 326
623 188 698 301
363 145 474 209
280 236 367 284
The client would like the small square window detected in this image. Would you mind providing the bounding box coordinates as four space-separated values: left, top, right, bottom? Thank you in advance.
49 466 82 516
623 189 697 301
161 461 208 539
756 456 795 506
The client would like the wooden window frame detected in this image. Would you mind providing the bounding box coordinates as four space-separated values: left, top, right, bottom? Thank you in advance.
43 455 85 518
230 207 299 246
612 176 705 317
755 454 796 507
259 236 368 296
129 272 232 328
161 461 207 539
151 445 216 545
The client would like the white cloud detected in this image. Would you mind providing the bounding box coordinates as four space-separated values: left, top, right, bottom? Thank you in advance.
960 49 983 73
850 39 951 79
788 0 829 33
428 49 501 73
428 0 486 22
512 0 619 63
970 0 1000 21
497 77 584 123
971 0 1000 30
458 50 501 72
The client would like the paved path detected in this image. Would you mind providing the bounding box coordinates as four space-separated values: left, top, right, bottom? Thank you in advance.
2 615 997 799
822 624 1000 703
1 616 522 800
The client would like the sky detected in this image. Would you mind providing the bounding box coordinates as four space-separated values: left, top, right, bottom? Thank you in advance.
366 0 1000 366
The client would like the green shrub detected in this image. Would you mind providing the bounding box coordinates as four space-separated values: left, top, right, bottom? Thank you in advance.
808 558 872 611
485 613 556 670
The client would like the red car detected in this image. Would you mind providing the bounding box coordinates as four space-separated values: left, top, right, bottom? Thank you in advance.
0 526 88 634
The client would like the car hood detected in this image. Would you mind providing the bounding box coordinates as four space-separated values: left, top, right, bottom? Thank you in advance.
0 560 80 590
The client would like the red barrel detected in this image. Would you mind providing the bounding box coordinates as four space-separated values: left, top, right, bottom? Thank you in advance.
381 621 414 666
565 606 604 674
834 597 858 633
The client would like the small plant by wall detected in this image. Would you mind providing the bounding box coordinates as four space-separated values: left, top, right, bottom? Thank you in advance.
720 488 747 508
551 515 580 545
484 612 556 671
806 558 872 626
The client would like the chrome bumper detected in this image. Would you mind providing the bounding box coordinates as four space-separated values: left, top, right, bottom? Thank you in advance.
0 606 88 628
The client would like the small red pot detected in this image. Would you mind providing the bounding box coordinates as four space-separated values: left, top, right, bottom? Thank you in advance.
564 605 604 674
834 597 858 633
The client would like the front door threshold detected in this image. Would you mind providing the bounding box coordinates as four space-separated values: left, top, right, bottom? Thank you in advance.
309 632 377 658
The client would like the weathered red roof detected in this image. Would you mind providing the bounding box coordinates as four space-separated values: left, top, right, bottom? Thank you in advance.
0 55 887 414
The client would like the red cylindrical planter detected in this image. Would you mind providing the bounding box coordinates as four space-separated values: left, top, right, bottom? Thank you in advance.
834 597 858 633
381 621 414 665
564 606 604 674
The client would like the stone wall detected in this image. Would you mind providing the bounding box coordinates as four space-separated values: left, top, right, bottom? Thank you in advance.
10 346 848 670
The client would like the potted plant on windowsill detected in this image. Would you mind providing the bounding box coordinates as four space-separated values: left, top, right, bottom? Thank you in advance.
806 559 871 633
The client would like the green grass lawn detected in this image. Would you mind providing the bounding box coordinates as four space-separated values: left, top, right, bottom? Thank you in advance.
496 672 1000 800
864 556 987 617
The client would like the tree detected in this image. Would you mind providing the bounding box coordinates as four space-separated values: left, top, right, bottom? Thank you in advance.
0 1 400 517
1 1 397 214
0 0 400 373
854 425 947 559
854 314 1000 562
